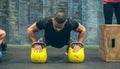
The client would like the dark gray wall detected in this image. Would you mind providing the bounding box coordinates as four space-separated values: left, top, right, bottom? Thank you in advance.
1 0 108 45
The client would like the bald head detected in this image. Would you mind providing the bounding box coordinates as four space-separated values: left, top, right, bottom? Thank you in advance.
53 12 67 24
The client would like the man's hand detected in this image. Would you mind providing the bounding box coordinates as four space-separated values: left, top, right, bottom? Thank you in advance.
32 42 45 52
34 44 42 52
71 42 83 52
73 45 81 52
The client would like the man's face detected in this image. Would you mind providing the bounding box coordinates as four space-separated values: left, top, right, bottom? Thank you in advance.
53 19 66 32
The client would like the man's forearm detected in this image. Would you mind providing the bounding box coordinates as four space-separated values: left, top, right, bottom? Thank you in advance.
27 29 37 43
78 30 86 43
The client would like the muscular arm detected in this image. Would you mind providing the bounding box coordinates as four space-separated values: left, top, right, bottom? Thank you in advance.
75 23 86 43
27 22 40 43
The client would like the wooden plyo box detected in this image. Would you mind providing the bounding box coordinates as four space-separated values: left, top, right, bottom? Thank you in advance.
99 24 120 62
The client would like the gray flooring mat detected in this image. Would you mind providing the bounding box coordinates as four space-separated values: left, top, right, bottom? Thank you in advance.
0 47 120 69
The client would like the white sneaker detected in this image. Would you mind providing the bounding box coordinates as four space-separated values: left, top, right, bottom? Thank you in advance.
65 52 68 55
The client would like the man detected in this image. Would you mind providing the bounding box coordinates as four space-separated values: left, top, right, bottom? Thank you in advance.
27 12 86 52
0 29 7 54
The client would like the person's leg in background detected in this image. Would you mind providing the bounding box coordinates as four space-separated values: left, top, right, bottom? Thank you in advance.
0 29 7 54
114 3 120 24
104 3 114 24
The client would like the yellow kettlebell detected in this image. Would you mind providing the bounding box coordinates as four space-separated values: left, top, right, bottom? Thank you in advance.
68 43 85 63
30 42 47 63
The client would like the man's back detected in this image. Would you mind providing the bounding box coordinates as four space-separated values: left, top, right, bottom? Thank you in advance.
36 18 78 48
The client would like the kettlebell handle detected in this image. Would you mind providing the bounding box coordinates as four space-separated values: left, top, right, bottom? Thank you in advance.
70 42 84 48
32 42 46 48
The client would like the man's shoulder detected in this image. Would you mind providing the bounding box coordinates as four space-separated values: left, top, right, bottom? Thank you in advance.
67 18 78 24
36 17 52 29
42 17 52 21
37 17 52 24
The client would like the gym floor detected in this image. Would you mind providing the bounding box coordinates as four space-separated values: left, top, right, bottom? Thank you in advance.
0 46 120 69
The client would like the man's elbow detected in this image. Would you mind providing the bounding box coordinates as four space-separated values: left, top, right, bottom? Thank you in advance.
82 27 86 33
27 27 32 35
